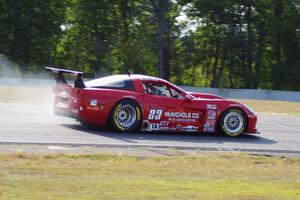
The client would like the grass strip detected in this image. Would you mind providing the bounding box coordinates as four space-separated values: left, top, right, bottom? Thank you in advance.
0 153 299 200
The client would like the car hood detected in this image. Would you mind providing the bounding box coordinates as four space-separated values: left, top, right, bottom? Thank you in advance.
188 92 224 100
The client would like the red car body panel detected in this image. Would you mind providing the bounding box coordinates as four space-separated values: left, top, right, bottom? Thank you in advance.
52 74 258 134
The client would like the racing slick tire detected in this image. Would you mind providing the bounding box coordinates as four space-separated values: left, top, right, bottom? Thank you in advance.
110 100 142 132
218 108 247 137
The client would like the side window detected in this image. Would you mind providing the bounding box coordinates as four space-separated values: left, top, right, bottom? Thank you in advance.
143 82 183 99
170 88 184 99
143 82 170 96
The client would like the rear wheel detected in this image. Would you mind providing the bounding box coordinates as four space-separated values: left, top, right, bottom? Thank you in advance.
218 108 247 137
110 100 141 132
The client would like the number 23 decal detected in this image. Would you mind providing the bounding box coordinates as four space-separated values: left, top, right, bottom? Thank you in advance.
148 109 163 120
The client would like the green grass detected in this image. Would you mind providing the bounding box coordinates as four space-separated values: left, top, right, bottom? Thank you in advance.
0 153 300 200
237 99 300 115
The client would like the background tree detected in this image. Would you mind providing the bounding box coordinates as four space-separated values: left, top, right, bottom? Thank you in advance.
0 0 67 76
0 0 299 90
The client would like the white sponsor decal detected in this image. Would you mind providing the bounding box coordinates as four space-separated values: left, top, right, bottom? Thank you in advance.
148 109 163 120
168 118 197 122
158 121 170 130
207 104 217 110
182 125 199 132
207 110 216 120
159 127 169 131
159 121 169 127
150 123 159 130
203 119 215 132
90 99 97 106
203 110 217 132
165 112 199 119
205 119 215 125
203 126 214 132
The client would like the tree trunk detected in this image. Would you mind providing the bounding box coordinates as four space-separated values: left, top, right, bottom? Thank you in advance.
246 4 254 88
254 25 265 89
93 1 105 72
151 0 170 80
205 53 212 87
216 47 228 87
211 41 220 88
120 0 130 73
94 32 104 72
228 52 234 88
272 0 283 89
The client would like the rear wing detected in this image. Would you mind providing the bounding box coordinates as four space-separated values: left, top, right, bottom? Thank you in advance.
45 67 85 88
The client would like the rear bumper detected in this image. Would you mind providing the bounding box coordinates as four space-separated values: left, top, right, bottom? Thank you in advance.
54 110 80 120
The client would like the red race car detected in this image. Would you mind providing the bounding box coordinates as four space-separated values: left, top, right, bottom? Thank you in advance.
46 67 258 137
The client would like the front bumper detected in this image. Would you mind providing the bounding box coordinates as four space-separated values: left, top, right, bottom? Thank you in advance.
245 131 260 134
246 113 258 133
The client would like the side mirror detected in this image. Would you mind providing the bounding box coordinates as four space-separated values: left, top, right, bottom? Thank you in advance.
184 95 192 103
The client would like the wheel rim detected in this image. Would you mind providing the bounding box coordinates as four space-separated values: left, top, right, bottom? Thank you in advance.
116 104 137 128
223 112 244 134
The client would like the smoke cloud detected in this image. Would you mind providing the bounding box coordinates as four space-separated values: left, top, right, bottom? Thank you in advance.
0 54 21 78
0 54 55 86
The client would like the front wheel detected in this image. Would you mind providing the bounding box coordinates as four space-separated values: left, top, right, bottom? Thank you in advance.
218 108 247 137
110 100 141 132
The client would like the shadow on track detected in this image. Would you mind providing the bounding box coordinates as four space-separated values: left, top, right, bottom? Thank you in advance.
61 123 276 146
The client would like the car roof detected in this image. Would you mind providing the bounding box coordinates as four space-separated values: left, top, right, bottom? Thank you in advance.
129 74 163 81
84 73 191 97
86 74 163 84
84 74 165 89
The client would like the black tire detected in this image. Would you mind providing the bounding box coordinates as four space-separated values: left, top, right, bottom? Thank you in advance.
218 108 247 137
110 100 142 132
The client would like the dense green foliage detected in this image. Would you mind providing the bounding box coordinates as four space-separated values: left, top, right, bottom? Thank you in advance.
0 0 299 90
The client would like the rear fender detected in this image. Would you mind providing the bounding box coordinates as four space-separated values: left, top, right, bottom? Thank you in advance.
107 98 143 125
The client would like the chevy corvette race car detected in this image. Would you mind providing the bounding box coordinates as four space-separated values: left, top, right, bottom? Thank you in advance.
46 67 258 137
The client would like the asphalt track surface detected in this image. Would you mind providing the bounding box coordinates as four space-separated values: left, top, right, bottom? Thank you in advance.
0 103 300 154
